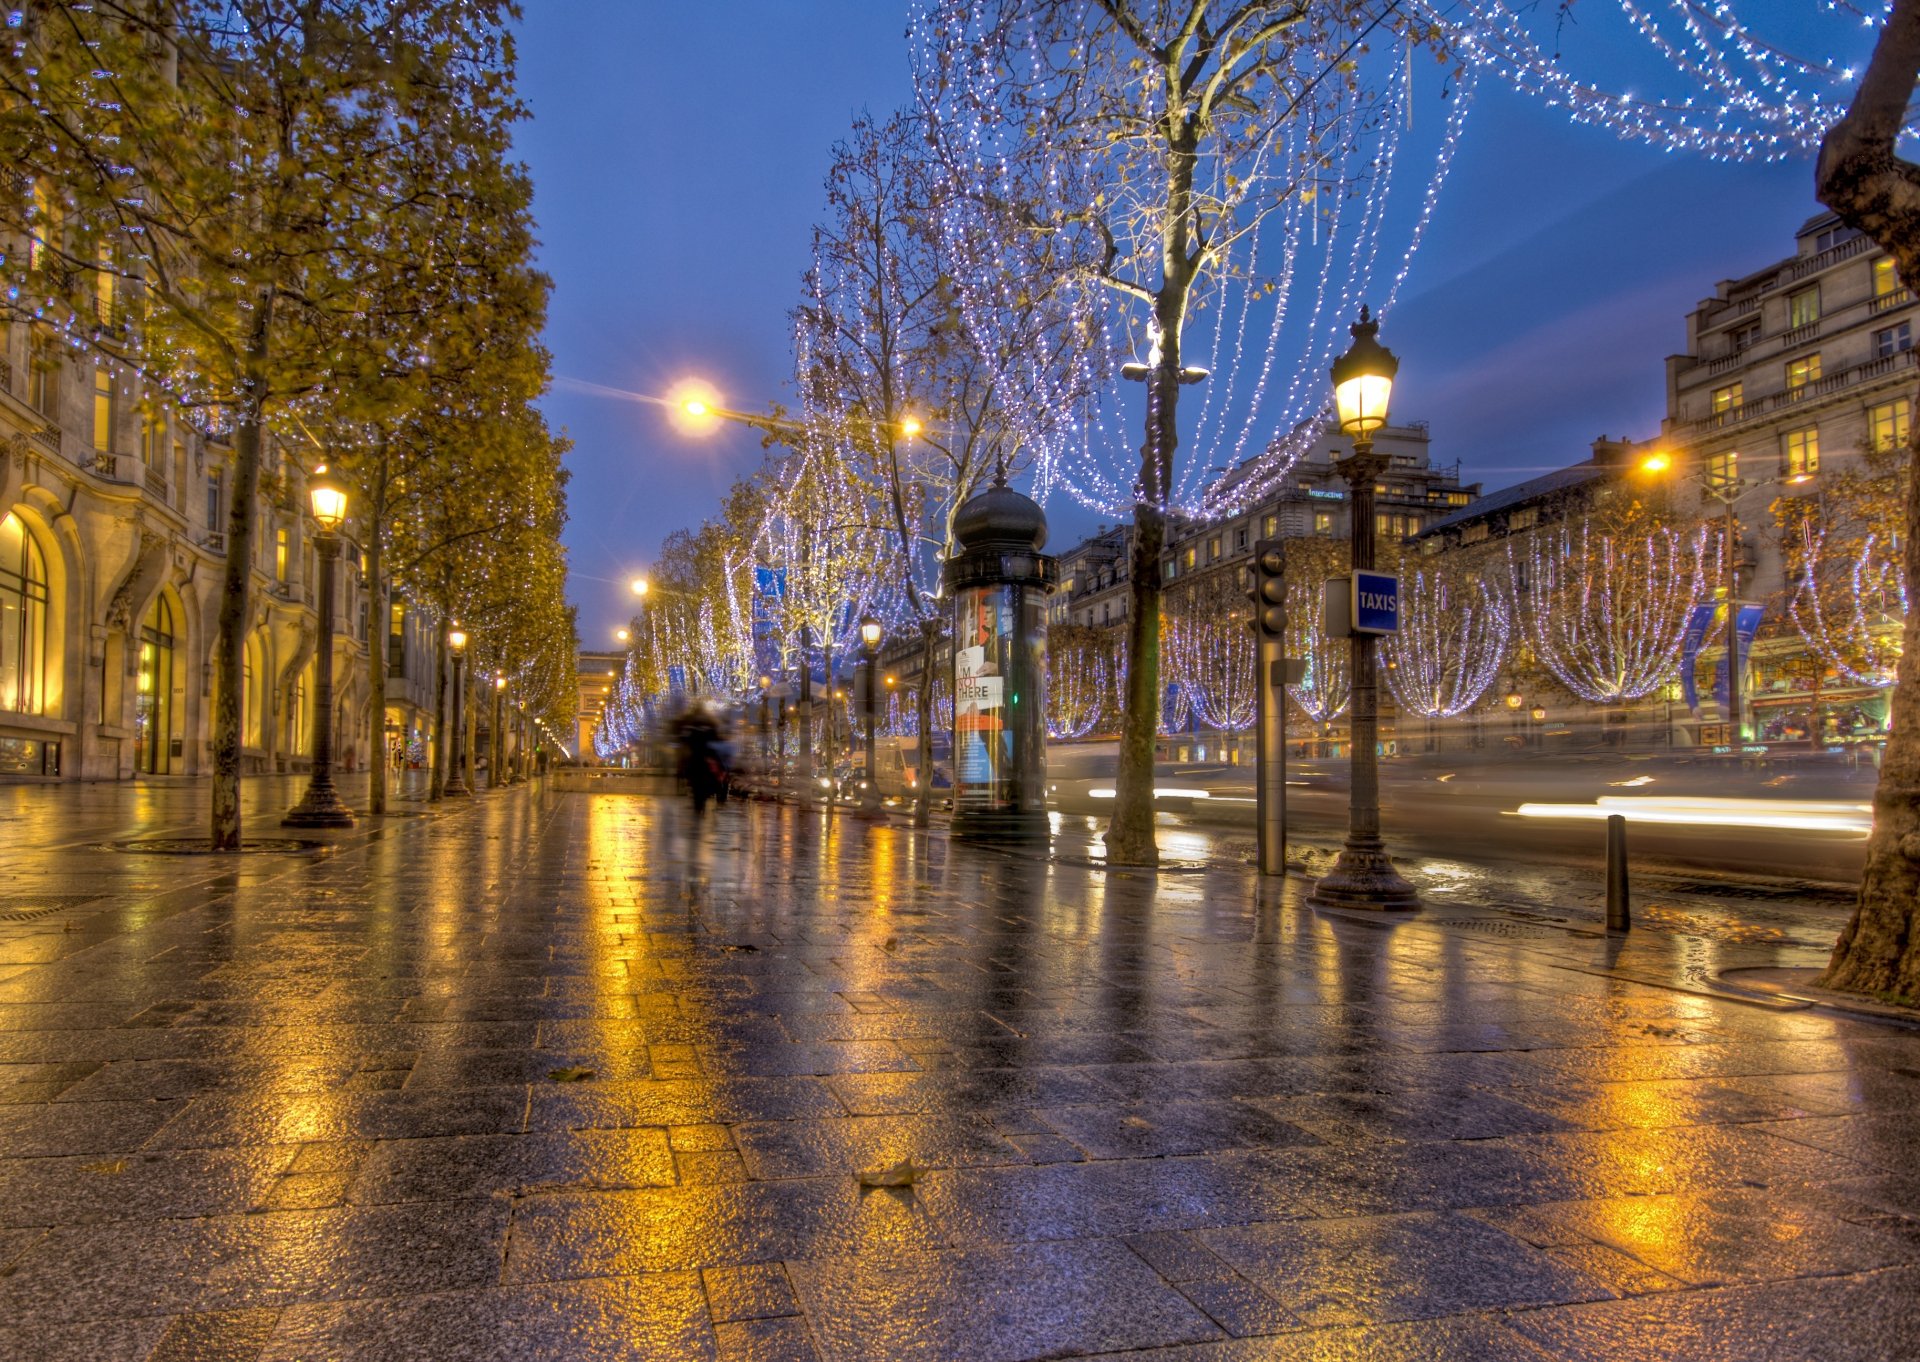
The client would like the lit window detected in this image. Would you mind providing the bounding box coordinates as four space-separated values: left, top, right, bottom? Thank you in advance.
26 330 58 417
1875 257 1901 298
1788 286 1820 329
1707 450 1738 487
1313 511 1333 536
1870 399 1910 454
1783 427 1820 477
1711 383 1742 416
1785 354 1821 392
94 245 114 324
93 368 114 452
1181 546 1196 570
1261 514 1278 539
1206 536 1220 562
141 410 163 468
0 512 51 716
1461 523 1490 545
1873 323 1911 358
1508 507 1538 532
275 527 289 583
27 181 54 273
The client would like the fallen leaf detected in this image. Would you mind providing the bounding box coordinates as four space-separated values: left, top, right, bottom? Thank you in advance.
548 1067 596 1083
857 1158 924 1189
82 1159 126 1175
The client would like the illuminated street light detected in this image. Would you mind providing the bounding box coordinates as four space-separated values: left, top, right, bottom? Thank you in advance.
1311 307 1418 912
859 615 883 811
630 578 649 597
284 466 354 827
900 414 923 438
615 628 629 643
445 625 470 797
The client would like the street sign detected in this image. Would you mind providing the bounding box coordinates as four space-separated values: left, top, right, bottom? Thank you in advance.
1351 570 1399 635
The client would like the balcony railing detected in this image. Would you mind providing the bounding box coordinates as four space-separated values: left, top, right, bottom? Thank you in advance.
143 465 169 498
1870 289 1914 315
1779 320 1821 349
30 424 59 454
1707 353 1744 375
1784 232 1874 282
1682 347 1918 435
0 356 11 395
202 531 227 554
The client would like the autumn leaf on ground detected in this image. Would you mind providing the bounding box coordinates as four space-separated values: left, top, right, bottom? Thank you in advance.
857 1158 924 1189
82 1159 126 1175
548 1067 596 1082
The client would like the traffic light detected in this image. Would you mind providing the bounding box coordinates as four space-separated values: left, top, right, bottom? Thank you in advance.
1252 539 1286 639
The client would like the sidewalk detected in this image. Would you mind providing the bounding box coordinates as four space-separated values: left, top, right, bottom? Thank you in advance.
0 784 1916 1360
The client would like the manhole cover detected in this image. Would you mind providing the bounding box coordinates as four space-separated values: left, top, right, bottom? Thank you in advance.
1445 918 1563 939
0 895 99 922
100 838 330 855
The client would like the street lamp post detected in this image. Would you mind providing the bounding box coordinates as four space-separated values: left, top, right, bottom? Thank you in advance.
491 675 507 789
859 615 883 811
284 467 355 828
1310 308 1419 912
445 626 470 796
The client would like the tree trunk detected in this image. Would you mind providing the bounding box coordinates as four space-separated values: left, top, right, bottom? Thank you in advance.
1812 0 1920 1003
210 295 274 852
430 626 448 801
1822 391 1920 1001
1108 498 1167 865
916 618 936 829
365 445 389 816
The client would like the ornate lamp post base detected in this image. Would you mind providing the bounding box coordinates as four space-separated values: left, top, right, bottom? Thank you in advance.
1308 841 1419 911
282 782 356 829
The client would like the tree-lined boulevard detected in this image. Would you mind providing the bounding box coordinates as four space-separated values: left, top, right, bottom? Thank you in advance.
4 3 1920 1359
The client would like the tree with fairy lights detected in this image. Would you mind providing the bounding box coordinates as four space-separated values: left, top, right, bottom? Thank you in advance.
796 108 1091 824
1047 624 1117 739
1776 463 1909 693
916 0 1482 864
1163 570 1258 735
1514 501 1721 707
1384 555 1512 734
0 0 524 848
1281 536 1352 728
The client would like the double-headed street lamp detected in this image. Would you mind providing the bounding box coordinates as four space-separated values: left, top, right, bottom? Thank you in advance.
445 625 470 797
1637 449 1809 744
284 467 355 828
1309 308 1420 912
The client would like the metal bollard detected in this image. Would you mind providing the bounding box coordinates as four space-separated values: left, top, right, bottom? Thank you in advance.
1605 813 1631 932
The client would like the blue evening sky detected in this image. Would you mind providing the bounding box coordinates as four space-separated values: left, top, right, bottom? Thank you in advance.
513 3 1818 645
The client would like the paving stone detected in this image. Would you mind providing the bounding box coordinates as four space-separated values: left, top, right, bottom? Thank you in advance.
704 1260 799 1321
259 1273 717 1360
1502 1265 1920 1361
788 1239 1223 1361
349 1128 675 1203
1200 1211 1617 1326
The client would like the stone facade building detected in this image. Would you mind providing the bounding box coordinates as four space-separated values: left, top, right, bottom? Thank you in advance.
0 323 441 781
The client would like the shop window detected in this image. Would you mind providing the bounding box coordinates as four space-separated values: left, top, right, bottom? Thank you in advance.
134 595 174 774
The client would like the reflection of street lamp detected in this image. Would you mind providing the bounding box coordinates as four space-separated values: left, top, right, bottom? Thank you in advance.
445 626 470 796
859 614 883 810
1311 307 1419 912
1638 449 1810 743
284 467 355 827
1530 704 1547 749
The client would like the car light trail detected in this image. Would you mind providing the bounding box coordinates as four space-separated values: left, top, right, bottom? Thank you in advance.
1512 796 1872 834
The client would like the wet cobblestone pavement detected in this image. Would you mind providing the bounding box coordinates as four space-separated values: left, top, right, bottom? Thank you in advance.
1 780 1917 1360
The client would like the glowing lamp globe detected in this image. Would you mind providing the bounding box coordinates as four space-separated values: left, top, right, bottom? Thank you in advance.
1504 692 1524 710
1330 305 1398 437
308 466 349 533
448 627 467 655
859 615 884 651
